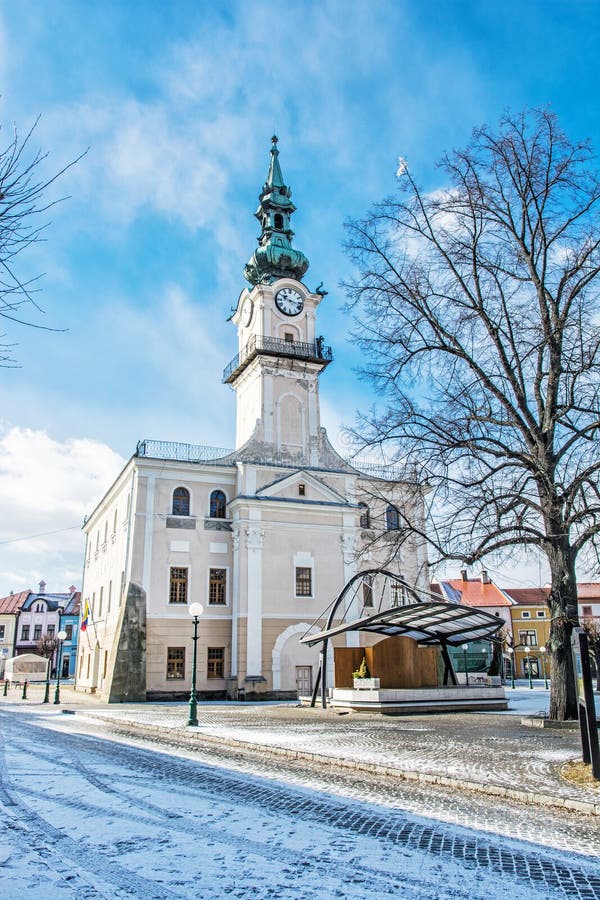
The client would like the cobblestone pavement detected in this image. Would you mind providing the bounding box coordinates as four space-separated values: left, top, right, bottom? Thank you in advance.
69 695 598 813
1 705 600 899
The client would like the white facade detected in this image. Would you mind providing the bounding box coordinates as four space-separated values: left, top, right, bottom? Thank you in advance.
77 146 429 701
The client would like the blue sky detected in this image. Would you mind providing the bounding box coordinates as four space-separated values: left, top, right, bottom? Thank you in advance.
1 0 599 591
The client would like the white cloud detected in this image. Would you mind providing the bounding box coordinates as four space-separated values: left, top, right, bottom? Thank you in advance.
0 425 124 592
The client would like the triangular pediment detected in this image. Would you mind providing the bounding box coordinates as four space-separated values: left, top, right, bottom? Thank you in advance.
255 469 350 505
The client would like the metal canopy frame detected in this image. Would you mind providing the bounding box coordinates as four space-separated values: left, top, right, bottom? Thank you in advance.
299 568 503 709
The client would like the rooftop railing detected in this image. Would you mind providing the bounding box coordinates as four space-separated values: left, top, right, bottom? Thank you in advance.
135 439 406 480
222 334 332 384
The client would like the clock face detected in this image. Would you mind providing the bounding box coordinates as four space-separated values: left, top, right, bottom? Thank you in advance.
241 297 253 327
275 287 304 316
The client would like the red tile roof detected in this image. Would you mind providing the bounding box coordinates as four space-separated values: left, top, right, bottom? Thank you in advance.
503 587 549 606
0 590 31 614
577 583 600 600
439 578 513 607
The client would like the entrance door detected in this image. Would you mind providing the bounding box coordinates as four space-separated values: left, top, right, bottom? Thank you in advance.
296 666 312 695
62 655 70 678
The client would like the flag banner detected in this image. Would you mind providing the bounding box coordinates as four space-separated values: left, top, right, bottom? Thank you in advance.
81 600 89 632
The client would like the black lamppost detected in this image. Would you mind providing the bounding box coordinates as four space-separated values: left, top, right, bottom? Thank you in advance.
43 655 51 703
53 630 68 705
524 648 534 690
187 602 204 727
507 647 515 689
462 643 469 686
540 645 549 689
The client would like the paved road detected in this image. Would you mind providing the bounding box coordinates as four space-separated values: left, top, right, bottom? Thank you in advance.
0 706 599 899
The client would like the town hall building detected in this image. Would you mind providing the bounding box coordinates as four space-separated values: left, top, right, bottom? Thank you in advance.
76 138 429 702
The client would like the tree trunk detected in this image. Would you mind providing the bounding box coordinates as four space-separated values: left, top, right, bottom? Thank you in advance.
547 547 579 720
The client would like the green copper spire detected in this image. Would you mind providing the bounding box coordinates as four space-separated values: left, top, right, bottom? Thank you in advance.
244 136 310 285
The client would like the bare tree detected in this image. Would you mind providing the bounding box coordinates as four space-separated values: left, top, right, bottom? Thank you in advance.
0 116 84 365
36 633 59 662
345 109 600 720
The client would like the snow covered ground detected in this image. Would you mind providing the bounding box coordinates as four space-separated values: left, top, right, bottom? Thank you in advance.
1 703 599 899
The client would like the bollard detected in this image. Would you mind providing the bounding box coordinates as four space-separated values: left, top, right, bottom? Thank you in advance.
21 680 28 700
2 680 7 697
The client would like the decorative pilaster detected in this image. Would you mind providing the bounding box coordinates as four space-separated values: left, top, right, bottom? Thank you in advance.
341 532 360 647
231 526 240 677
245 525 265 676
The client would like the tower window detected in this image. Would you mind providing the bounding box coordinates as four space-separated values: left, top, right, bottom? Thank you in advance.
209 490 227 519
295 567 312 597
358 502 370 528
172 487 190 516
274 213 283 229
298 483 306 496
169 567 188 604
284 332 294 343
167 647 185 679
386 504 400 531
207 647 225 679
209 568 227 605
362 574 374 608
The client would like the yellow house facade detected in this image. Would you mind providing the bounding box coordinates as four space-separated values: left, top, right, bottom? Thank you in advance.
504 587 551 680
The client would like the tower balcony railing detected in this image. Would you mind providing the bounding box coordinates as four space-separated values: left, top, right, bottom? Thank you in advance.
222 334 333 384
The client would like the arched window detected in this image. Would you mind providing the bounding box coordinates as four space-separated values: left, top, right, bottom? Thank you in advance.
358 502 370 529
386 504 400 531
274 212 284 229
210 490 227 519
172 487 190 516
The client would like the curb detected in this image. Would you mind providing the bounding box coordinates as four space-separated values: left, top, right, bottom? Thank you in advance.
78 712 600 818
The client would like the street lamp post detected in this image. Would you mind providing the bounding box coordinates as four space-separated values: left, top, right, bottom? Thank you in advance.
507 647 515 689
187 602 204 727
43 656 51 703
524 648 534 690
462 643 469 687
53 631 68 705
540 645 549 689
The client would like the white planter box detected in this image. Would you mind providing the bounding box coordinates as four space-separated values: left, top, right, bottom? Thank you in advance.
353 677 380 690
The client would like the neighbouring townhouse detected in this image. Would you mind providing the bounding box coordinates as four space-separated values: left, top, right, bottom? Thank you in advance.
4 582 81 677
0 590 29 679
432 570 514 679
502 587 551 680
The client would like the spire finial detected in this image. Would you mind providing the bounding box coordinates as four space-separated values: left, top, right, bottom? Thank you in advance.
243 136 309 285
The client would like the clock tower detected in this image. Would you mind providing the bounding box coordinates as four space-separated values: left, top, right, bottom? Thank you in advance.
223 137 332 465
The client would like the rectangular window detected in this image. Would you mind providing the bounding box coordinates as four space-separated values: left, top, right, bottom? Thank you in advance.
362 575 374 607
298 483 306 496
390 582 408 607
209 568 227 605
284 332 294 343
86 654 91 678
34 624 42 640
207 647 224 678
295 566 312 597
519 630 537 647
47 624 55 637
21 625 30 641
108 581 112 614
103 650 108 679
98 586 104 617
169 567 188 604
536 610 545 618
0 625 5 640
120 571 125 603
582 605 593 618
166 647 185 679
79 653 84 676
65 624 73 641
521 611 531 619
